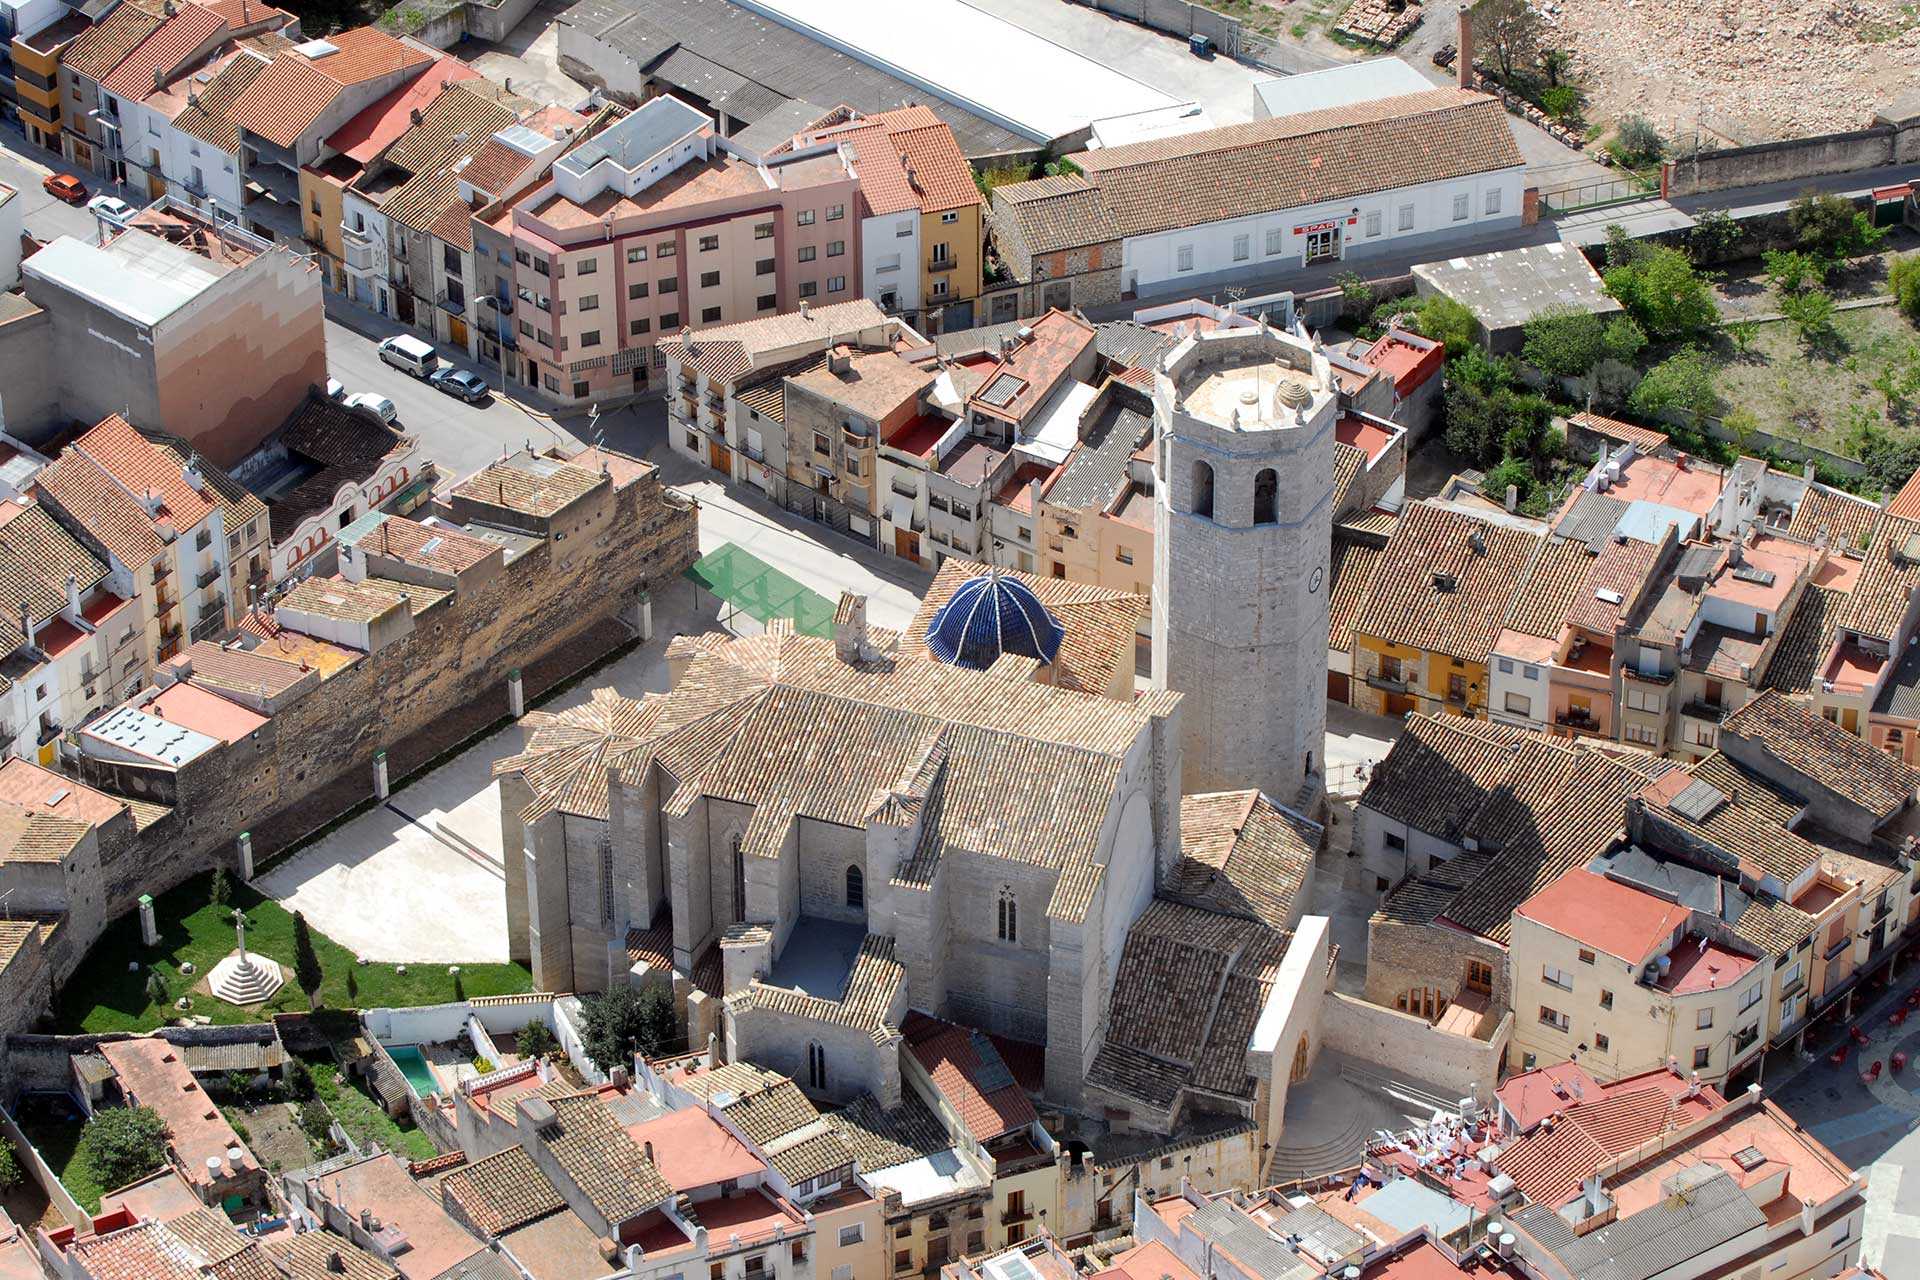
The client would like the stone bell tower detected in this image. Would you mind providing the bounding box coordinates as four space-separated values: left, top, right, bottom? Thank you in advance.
1150 324 1335 804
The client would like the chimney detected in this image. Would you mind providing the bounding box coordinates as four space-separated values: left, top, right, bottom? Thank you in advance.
1505 484 1518 513
1468 526 1487 554
182 459 205 493
327 1254 345 1275
1457 9 1474 89
834 591 869 663
66 574 82 616
643 1141 654 1163
154 67 166 92
827 343 852 375
798 299 810 317
410 108 423 126
19 605 34 650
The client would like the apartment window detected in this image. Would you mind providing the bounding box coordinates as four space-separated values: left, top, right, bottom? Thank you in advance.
579 294 599 311
1781 960 1803 990
1739 984 1764 1014
1486 188 1503 215
662 312 679 328
659 277 678 294
1497 658 1514 674
827 275 846 293
572 381 589 398
997 885 1018 943
1452 193 1470 221
577 257 598 275
629 281 649 300
534 257 550 276
574 330 598 348
1625 687 1662 713
195 528 211 551
1697 1009 1714 1030
699 234 719 252
515 248 531 266
799 281 818 298
1116 547 1133 565
1577 949 1595 965
1599 988 1613 1009
814 434 831 458
941 210 958 223
1523 664 1540 680
1693 1045 1711 1069
1265 227 1283 255
826 203 845 220
754 221 774 239
630 318 650 336
798 209 816 226
309 193 321 216
658 241 677 257
799 245 817 263
838 1226 864 1248
1176 244 1194 272
702 307 722 323
1365 210 1382 237
544 373 560 392
756 257 774 276
1542 964 1573 991
1398 204 1414 231
827 240 845 257
1539 1006 1569 1031
896 219 914 237
1504 692 1531 716
1624 723 1659 746
537 329 553 347
520 320 534 337
1594 1032 1610 1052
1232 233 1250 262
700 270 720 288
626 245 647 263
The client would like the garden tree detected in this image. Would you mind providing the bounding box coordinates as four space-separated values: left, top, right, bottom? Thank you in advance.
1611 115 1665 166
1482 455 1537 505
297 1099 335 1153
285 1056 315 1101
0 1139 20 1191
1602 244 1719 344
1891 254 1920 324
516 1020 559 1061
1628 347 1723 429
1408 294 1478 358
1445 380 1552 468
1522 306 1607 379
578 985 678 1072
1847 414 1920 493
1763 250 1827 296
1538 47 1573 88
1721 407 1762 455
209 867 230 909
1688 208 1743 261
145 968 169 1009
1334 271 1374 326
1789 193 1886 262
1590 359 1641 411
79 1106 170 1190
1873 347 1920 420
1724 319 1760 356
292 912 322 1007
1779 289 1839 354
1470 0 1542 82
1600 315 1648 366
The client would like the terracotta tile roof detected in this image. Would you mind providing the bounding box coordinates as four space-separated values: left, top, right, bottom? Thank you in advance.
902 1012 1038 1142
657 299 891 384
728 933 905 1045
37 415 215 566
1494 1083 1714 1206
451 455 604 519
494 686 663 823
278 575 412 625
173 52 269 151
1328 529 1384 654
1836 513 1920 641
534 1093 672 1224
1887 465 1920 520
1359 713 1543 839
459 137 533 198
1763 584 1845 695
267 396 415 544
990 174 1120 260
378 82 533 236
0 504 109 652
1069 88 1522 242
268 1234 399 1280
188 0 293 28
1352 502 1545 663
353 515 497 575
1787 485 1879 552
0 805 92 864
1503 536 1594 640
1568 411 1670 456
830 1091 952 1172
144 428 268 546
97 1038 254 1193
1723 689 1920 820
1564 537 1660 636
303 26 434 85
812 111 979 217
228 51 343 148
441 1146 565 1236
1166 790 1319 931
101 6 226 100
63 4 166 82
903 558 1145 698
72 1223 202 1280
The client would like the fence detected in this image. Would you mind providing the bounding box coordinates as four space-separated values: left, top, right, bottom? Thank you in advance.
1537 171 1659 216
1080 0 1243 55
0 1103 88 1230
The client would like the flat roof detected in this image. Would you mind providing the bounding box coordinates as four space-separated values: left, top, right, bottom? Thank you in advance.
1253 57 1431 119
1516 868 1689 964
145 683 270 744
24 233 231 328
731 0 1178 142
1412 242 1621 333
81 705 222 767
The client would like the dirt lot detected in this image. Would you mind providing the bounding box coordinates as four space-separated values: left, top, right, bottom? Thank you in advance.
1709 303 1918 455
1544 0 1920 143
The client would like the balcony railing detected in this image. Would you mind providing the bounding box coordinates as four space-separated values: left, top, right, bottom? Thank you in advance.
1367 673 1410 693
197 567 220 590
1825 934 1852 961
1680 701 1726 723
928 256 957 272
1624 666 1674 685
1555 708 1599 731
1733 1025 1760 1054
999 1207 1033 1227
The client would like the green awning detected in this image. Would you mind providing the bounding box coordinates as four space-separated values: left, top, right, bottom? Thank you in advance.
684 543 835 638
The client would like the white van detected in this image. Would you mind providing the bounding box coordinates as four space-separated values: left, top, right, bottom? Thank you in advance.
377 334 439 378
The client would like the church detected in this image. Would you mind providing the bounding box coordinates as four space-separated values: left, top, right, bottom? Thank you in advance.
492 322 1339 1151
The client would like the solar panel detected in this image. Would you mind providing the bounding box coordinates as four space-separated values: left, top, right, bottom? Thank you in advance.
1667 779 1729 823
1730 565 1776 587
969 1031 1016 1094
978 372 1025 407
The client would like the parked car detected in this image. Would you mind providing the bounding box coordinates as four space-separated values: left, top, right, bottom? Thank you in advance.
343 393 397 424
87 195 134 222
325 377 346 400
429 367 489 403
376 334 440 378
42 173 87 205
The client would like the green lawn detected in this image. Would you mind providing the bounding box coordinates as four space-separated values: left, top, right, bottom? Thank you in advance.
17 1115 108 1213
1708 303 1920 458
310 1063 435 1161
55 873 531 1033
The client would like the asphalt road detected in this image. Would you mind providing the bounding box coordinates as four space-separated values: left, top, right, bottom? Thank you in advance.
0 123 119 245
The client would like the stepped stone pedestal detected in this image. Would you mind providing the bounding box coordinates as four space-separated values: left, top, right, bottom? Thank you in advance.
207 909 284 1005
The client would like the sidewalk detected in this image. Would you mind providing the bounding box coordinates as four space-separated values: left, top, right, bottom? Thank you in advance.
322 291 567 429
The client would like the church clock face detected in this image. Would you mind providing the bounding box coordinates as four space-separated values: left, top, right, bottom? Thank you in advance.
1308 566 1324 594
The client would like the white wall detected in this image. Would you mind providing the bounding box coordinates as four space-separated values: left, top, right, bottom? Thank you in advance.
861 213 918 314
1122 168 1526 295
0 181 22 290
1488 652 1550 731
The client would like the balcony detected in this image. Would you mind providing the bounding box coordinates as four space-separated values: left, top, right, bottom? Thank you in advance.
483 293 514 315
1624 665 1674 685
1555 708 1600 732
999 1207 1033 1228
1825 934 1852 961
927 256 957 273
155 590 177 614
341 225 376 275
1680 701 1726 723
1733 1025 1760 1055
1367 673 1410 694
196 567 220 590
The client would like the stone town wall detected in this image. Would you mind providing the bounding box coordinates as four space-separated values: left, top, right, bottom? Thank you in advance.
1365 915 1511 1017
73 473 697 949
1320 991 1510 1101
1661 122 1918 198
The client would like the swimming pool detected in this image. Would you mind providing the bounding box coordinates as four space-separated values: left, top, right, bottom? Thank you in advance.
388 1045 438 1097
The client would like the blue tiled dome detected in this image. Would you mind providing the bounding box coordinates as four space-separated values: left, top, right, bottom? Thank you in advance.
926 573 1065 670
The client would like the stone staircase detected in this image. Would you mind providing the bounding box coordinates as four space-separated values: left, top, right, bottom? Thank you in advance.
1264 1105 1370 1183
209 952 283 1005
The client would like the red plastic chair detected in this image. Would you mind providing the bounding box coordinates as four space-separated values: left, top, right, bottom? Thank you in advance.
1894 1052 1909 1072
1894 1009 1909 1027
1853 1025 1872 1045
1866 1060 1884 1082
1831 1045 1851 1066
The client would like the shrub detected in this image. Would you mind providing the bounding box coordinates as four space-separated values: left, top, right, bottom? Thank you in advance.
1891 254 1920 324
1334 271 1374 325
79 1107 170 1191
1445 380 1551 468
516 1020 558 1061
1628 347 1723 428
1763 249 1828 296
1522 306 1606 379
285 1056 315 1101
297 1099 335 1151
1539 85 1580 122
1610 114 1665 166
1407 294 1479 357
1688 208 1743 260
1590 358 1641 411
293 911 322 1006
209 868 230 910
1482 455 1535 505
1602 245 1719 344
1789 193 1886 261
1779 288 1839 354
0 1140 20 1191
1600 315 1647 366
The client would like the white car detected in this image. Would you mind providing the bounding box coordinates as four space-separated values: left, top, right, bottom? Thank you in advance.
87 195 134 223
325 377 346 401
343 393 397 424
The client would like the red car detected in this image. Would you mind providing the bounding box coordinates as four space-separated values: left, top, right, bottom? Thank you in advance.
42 173 87 205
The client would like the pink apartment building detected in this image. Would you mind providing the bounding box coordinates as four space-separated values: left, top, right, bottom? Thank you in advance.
495 96 863 405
